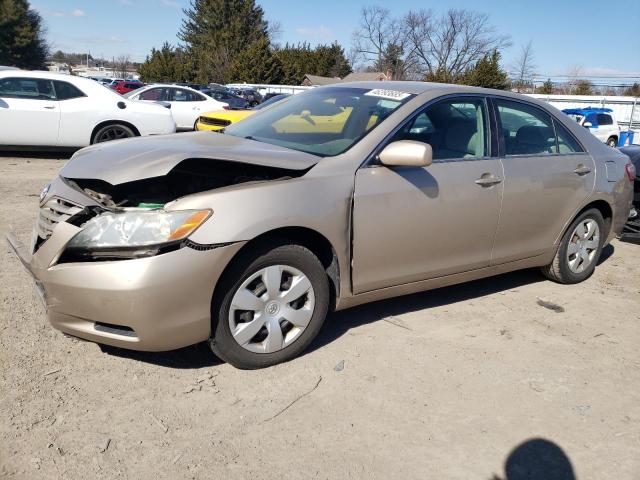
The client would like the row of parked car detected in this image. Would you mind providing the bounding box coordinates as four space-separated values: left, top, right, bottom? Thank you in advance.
0 69 292 147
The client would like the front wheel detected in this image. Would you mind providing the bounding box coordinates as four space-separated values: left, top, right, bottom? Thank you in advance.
606 137 618 148
210 243 329 369
541 208 605 284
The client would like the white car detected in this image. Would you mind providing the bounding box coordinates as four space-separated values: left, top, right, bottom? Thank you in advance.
562 107 621 147
126 84 228 131
0 71 176 147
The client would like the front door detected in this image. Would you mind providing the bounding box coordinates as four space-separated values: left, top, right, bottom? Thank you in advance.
0 77 60 146
352 96 503 294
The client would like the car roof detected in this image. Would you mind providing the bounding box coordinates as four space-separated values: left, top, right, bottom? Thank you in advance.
562 107 613 115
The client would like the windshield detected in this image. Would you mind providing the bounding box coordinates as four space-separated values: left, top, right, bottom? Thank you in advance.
224 87 414 156
253 94 290 110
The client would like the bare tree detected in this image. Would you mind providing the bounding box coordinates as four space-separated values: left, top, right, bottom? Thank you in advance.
114 54 131 78
565 65 584 94
404 8 511 81
511 41 536 92
351 6 416 79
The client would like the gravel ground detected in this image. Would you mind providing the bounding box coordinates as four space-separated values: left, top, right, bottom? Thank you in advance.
1 154 639 479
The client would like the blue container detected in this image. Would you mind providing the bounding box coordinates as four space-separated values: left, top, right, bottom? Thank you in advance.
619 131 635 146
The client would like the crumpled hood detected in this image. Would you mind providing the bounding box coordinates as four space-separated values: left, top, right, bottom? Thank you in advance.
62 132 319 185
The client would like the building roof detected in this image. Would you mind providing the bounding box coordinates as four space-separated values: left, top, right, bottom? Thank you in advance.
302 74 341 86
342 72 389 82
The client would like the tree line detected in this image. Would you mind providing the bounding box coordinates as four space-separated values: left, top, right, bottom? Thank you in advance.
139 0 351 85
2 0 639 95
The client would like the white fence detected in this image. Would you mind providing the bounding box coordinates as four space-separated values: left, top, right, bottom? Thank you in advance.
528 94 639 144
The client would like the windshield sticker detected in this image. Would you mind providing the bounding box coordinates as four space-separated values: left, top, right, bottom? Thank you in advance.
364 89 411 101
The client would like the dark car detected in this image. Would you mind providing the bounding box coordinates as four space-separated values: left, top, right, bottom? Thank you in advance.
619 145 639 243
202 89 248 109
230 88 262 107
620 145 640 207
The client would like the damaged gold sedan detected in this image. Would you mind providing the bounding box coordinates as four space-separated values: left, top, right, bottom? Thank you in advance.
8 82 634 368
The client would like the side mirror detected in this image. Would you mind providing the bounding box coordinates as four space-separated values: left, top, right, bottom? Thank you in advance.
379 140 433 167
583 122 593 128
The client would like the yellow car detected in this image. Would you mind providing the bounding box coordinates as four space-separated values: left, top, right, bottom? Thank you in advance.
196 93 290 132
196 94 378 133
196 109 254 132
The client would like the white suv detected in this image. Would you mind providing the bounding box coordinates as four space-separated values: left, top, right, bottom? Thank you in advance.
563 107 621 147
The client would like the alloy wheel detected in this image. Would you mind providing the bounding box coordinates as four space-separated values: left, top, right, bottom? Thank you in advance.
96 126 132 143
566 219 600 273
228 265 315 354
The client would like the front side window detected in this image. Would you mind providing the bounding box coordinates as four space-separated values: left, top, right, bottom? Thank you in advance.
224 87 415 157
138 88 168 101
0 77 56 100
391 97 488 160
496 99 556 156
53 81 85 100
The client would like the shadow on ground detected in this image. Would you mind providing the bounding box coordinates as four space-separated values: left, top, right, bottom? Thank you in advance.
0 150 76 160
493 437 576 480
100 245 615 369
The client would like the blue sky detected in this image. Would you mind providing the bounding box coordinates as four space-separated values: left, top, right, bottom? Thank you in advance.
34 0 640 82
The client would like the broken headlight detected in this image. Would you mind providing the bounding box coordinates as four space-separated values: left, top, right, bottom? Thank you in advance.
61 209 211 261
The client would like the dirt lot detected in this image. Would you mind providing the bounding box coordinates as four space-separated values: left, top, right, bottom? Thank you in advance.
1 154 639 479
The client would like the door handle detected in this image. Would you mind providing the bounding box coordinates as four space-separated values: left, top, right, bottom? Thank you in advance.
574 165 591 176
44 106 56 109
475 175 502 187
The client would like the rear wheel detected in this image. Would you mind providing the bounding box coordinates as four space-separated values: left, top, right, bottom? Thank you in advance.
210 243 329 369
541 208 605 284
607 136 618 148
92 124 135 144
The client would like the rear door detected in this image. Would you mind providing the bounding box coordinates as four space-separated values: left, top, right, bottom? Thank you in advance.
352 95 503 293
0 77 60 146
168 88 206 129
490 97 595 264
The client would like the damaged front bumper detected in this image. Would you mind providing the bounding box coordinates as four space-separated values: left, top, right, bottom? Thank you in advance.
7 223 245 351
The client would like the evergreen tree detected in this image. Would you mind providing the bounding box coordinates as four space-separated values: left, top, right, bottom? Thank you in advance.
138 43 193 83
461 50 509 90
0 0 48 69
624 83 640 97
574 80 593 96
179 0 268 83
538 78 555 94
227 37 283 84
275 42 351 85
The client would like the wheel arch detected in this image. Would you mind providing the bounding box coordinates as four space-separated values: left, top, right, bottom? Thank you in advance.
90 120 141 144
557 199 613 245
211 226 341 327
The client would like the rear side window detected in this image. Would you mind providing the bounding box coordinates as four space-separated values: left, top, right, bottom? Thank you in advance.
495 99 555 156
553 120 584 153
597 113 613 125
0 77 56 100
53 81 85 100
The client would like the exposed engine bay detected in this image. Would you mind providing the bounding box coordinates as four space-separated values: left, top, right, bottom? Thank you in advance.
64 158 307 208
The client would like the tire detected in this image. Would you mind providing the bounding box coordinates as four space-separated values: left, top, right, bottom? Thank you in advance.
209 243 330 369
91 124 135 144
606 137 618 148
541 208 605 284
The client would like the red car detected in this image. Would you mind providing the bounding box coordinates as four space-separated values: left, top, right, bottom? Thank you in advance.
110 80 144 95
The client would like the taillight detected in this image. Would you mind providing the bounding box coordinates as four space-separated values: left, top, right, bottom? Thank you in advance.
626 163 636 182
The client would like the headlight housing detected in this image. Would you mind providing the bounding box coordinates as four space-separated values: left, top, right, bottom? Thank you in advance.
61 209 211 261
